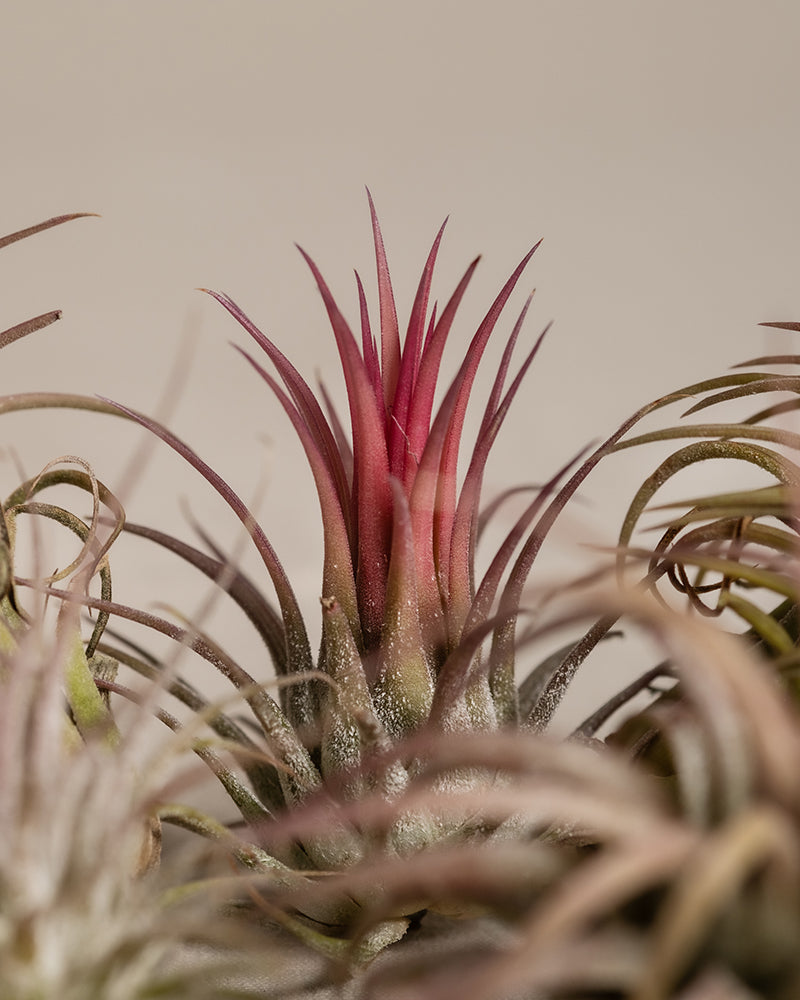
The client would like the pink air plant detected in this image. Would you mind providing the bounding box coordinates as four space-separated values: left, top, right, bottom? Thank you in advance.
73 196 654 913
9 208 800 990
205 197 547 747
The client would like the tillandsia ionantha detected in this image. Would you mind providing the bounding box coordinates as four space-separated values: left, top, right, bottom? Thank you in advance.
37 193 667 953
4 204 608 959
6 202 800 983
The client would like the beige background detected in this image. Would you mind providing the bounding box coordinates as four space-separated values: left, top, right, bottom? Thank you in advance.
3 1 800 727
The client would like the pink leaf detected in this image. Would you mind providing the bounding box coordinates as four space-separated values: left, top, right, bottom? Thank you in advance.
233 345 362 642
447 311 547 638
95 397 315 685
387 220 446 481
367 189 401 409
203 289 352 528
432 243 541 595
355 270 382 405
297 248 394 647
404 258 480 491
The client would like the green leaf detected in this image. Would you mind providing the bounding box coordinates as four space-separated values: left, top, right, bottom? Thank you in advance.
64 628 119 745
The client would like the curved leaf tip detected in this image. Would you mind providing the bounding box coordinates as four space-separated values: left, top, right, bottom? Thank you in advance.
0 213 100 252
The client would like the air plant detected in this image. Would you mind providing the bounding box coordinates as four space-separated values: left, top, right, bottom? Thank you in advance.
0 544 310 999
356 593 800 1000
0 216 319 998
7 198 652 957
62 196 671 945
5 204 800 998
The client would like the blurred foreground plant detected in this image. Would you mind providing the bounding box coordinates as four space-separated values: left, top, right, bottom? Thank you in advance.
0 216 335 998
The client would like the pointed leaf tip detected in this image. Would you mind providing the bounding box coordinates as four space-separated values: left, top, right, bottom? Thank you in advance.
0 212 100 251
759 321 800 332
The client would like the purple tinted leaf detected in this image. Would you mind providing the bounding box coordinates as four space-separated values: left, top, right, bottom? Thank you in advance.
759 321 800 332
406 372 463 651
40 582 322 801
98 677 275 823
477 484 542 541
95 397 316 684
120 520 287 675
490 400 665 706
467 448 588 637
204 289 352 528
447 310 546 638
0 213 98 251
0 310 61 350
406 248 540 638
477 297 537 441
101 637 287 809
432 243 541 596
573 661 669 738
233 345 362 640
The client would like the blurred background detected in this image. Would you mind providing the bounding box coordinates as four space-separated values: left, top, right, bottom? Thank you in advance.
2 1 799 727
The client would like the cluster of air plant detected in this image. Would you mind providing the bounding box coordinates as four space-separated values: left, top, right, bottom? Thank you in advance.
0 587 171 999
4 206 800 998
354 595 800 1000
0 216 316 998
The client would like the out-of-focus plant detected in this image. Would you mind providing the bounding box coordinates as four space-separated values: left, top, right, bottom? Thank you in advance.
0 554 309 999
0 216 312 998
355 593 800 1000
